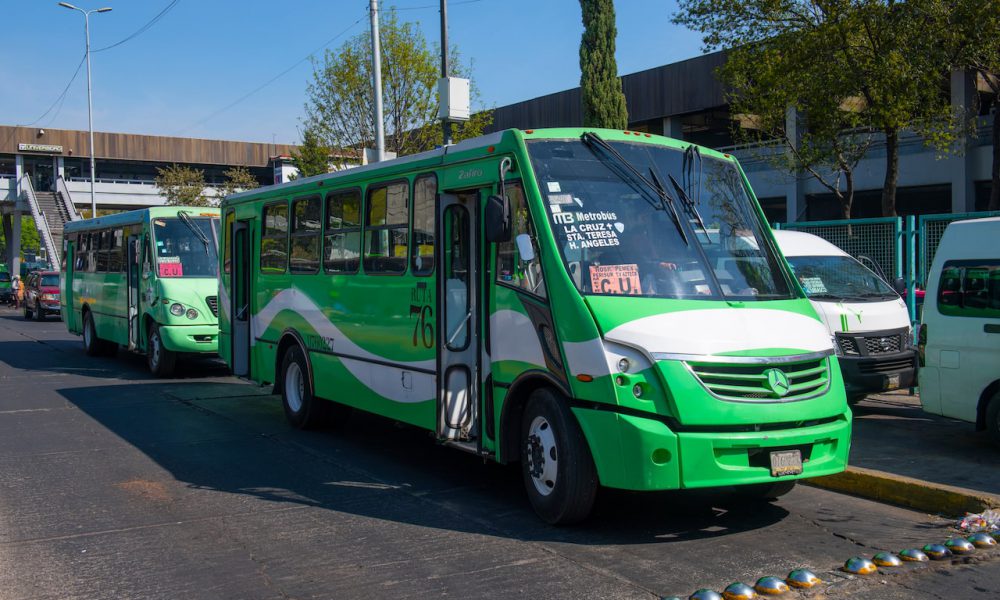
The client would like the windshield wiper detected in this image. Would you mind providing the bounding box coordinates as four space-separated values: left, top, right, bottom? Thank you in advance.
666 173 709 235
580 131 688 245
178 210 211 254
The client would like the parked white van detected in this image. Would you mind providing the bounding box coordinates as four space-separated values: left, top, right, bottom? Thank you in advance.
774 230 917 404
919 217 1000 445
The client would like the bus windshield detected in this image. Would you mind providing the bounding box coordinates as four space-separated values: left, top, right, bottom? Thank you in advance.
152 216 220 278
786 255 898 301
527 138 794 300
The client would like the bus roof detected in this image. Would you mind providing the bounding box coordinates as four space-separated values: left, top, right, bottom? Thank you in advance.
64 206 221 234
222 128 736 207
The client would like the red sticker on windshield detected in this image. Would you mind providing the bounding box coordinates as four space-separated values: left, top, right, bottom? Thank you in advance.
589 264 641 295
158 262 183 277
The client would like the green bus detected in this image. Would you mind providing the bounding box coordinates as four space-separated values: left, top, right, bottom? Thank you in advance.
220 128 851 524
62 207 221 376
0 267 11 303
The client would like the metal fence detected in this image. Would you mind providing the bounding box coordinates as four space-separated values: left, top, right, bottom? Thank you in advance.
917 212 1000 286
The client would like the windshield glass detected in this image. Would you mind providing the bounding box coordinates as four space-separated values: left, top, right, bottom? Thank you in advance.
527 139 793 300
40 275 59 287
786 255 897 301
152 216 220 278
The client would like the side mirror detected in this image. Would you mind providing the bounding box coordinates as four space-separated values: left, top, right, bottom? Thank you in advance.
515 233 535 262
485 194 511 243
893 277 906 295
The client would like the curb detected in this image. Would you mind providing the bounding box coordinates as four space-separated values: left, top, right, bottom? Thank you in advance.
805 465 1000 515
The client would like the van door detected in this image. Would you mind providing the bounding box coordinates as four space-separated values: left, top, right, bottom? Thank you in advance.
231 220 252 377
436 191 481 441
126 235 140 350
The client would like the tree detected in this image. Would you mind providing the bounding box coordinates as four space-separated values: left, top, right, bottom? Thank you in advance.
579 0 628 129
675 0 962 217
304 9 492 157
292 126 332 178
218 166 260 200
156 164 208 207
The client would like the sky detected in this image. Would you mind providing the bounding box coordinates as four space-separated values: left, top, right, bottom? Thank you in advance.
2 0 707 146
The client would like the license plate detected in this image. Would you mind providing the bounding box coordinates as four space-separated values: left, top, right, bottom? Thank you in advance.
770 449 802 477
886 373 901 390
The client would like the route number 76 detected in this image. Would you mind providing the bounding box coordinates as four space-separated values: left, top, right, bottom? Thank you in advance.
409 304 434 348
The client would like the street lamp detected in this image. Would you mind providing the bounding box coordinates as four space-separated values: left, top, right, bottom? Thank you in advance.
59 2 112 219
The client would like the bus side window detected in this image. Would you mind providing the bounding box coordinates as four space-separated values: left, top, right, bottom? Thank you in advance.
411 174 436 276
260 201 289 274
324 189 362 273
496 181 546 298
365 180 409 274
290 196 321 274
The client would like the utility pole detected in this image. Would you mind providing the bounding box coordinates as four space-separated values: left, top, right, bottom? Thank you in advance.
440 0 452 146
369 0 385 162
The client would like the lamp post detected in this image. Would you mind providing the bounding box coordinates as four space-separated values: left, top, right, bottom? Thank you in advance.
58 2 111 219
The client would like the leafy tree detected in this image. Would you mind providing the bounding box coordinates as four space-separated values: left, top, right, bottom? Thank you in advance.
0 217 40 260
304 9 492 157
156 164 208 207
675 0 962 217
218 166 260 200
579 0 628 129
292 126 332 178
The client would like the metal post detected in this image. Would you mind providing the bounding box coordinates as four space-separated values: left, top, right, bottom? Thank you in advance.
906 215 917 327
84 10 96 218
440 0 452 146
369 0 385 162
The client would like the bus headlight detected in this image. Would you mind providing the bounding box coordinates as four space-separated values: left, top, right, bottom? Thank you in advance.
617 358 630 373
170 303 185 316
185 308 199 320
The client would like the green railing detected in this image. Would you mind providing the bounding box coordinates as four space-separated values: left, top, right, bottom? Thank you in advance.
917 211 1000 287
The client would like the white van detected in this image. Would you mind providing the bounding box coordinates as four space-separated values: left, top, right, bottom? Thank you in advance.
773 230 916 404
919 217 1000 444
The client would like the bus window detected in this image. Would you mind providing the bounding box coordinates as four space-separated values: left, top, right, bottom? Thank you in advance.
412 175 436 275
496 182 546 298
223 209 234 274
365 181 408 273
108 228 124 272
290 196 321 274
260 202 289 274
443 204 470 350
324 189 361 273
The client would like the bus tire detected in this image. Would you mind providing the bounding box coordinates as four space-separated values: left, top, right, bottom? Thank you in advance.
986 391 1000 448
280 345 328 430
520 388 598 525
82 311 103 357
147 324 176 377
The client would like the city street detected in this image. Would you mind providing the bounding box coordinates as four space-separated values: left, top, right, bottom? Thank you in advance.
0 309 997 600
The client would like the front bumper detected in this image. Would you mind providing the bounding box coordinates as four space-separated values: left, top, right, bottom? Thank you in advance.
838 350 917 395
158 324 218 354
39 300 61 314
573 407 851 491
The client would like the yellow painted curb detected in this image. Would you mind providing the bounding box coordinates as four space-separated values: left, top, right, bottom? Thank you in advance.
805 466 1000 515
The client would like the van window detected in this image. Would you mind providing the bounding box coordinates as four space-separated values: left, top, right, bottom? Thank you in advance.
937 260 1000 318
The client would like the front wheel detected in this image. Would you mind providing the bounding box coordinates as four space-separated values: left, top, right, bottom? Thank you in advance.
147 324 176 377
520 388 598 525
280 345 340 429
986 391 1000 448
82 311 101 356
23 302 33 320
34 301 45 321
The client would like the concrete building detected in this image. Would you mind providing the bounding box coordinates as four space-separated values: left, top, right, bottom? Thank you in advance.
485 51 998 224
0 125 297 275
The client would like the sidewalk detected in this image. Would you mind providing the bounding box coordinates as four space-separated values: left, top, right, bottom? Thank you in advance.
810 391 1000 515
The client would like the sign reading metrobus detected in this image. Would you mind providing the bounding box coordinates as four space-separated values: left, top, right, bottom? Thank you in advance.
18 143 63 153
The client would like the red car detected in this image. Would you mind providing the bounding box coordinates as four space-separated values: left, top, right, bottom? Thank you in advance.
23 270 61 321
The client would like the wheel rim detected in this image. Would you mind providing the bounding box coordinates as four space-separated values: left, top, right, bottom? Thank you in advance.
526 415 558 497
149 331 161 368
285 361 304 414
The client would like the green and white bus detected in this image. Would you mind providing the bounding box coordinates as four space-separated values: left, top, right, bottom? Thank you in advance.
220 128 850 524
62 207 221 376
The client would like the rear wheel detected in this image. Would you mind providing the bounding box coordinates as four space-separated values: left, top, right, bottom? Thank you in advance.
520 388 598 525
82 311 101 356
280 345 344 429
147 324 176 377
23 300 33 320
34 301 45 321
986 391 1000 448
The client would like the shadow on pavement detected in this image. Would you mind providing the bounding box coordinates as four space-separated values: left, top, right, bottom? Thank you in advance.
56 381 790 545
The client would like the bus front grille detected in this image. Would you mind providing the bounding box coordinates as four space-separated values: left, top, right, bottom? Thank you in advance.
206 296 219 317
686 357 830 402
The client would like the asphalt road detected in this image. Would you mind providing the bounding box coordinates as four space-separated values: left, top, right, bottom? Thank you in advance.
0 309 997 599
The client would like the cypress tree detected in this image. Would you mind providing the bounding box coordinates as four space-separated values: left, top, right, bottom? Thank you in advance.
579 0 628 129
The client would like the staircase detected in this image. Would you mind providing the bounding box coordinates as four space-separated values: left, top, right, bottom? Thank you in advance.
35 191 69 260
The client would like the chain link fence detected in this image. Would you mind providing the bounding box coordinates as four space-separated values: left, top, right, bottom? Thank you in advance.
775 217 903 281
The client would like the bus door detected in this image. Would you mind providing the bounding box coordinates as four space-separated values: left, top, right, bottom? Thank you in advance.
126 235 140 350
437 190 481 441
231 220 252 377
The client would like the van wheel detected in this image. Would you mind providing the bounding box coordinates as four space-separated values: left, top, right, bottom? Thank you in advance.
986 392 1000 448
82 311 102 356
520 388 598 525
147 324 176 377
280 345 336 429
23 302 33 320
34 302 45 321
